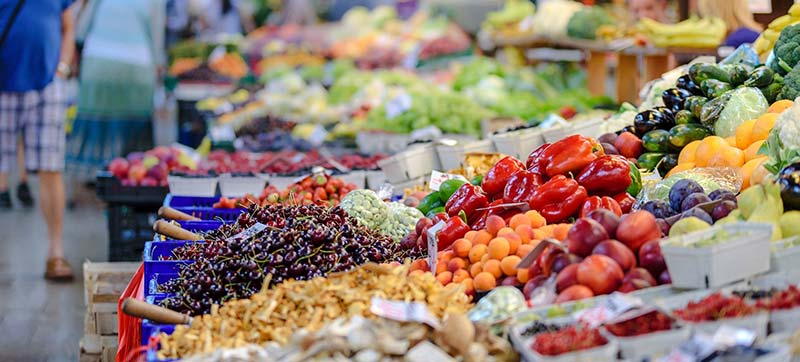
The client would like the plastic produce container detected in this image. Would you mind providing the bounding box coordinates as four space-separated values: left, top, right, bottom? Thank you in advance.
490 128 544 160
769 306 800 333
167 176 218 197
660 222 772 289
435 139 494 170
218 174 267 197
540 125 575 144
523 339 618 362
268 175 297 190
770 236 800 273
338 170 366 189
603 326 691 361
659 290 770 339
378 143 441 183
365 170 387 189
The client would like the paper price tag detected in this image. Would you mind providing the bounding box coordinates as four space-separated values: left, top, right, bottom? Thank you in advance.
385 92 412 119
370 297 441 328
575 292 643 327
427 221 446 274
428 170 469 191
209 124 236 142
711 325 756 349
228 222 267 242
308 124 328 147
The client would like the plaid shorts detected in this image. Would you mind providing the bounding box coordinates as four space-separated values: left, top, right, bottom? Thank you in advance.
0 79 67 172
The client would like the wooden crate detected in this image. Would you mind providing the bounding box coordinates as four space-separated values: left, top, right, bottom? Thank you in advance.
82 261 138 362
83 261 139 305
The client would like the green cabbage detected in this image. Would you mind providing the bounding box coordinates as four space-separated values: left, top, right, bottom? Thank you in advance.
715 87 768 138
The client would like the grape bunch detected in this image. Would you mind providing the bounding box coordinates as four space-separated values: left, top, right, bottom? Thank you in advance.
235 115 296 138
158 204 422 315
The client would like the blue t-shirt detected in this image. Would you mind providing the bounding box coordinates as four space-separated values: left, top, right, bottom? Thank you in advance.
0 0 73 92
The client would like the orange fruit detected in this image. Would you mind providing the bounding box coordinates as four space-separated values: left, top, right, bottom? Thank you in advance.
525 210 546 228
509 214 531 230
485 215 506 236
517 244 534 258
473 230 492 245
480 254 490 263
468 244 487 263
694 136 728 167
460 278 474 293
744 140 765 162
409 269 424 277
488 237 511 260
500 255 522 276
497 227 516 238
504 233 521 255
470 262 483 277
752 113 778 141
436 271 453 285
464 230 478 242
515 225 534 244
517 268 531 283
483 259 503 278
707 146 745 168
440 250 454 263
666 162 695 178
452 269 470 283
553 224 572 241
532 228 548 240
447 257 467 272
435 261 448 275
739 156 767 190
452 238 472 258
749 157 772 187
734 119 756 149
725 136 737 147
768 99 793 113
678 140 701 164
473 272 497 292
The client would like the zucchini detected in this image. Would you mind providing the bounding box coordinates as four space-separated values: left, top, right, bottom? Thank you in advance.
657 154 679 177
725 64 749 86
760 82 783 103
744 67 775 88
637 152 665 172
689 63 730 84
674 110 698 124
684 96 708 118
700 79 732 99
642 129 672 153
669 124 711 148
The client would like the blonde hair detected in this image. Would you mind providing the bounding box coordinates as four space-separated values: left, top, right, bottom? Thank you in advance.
697 0 763 32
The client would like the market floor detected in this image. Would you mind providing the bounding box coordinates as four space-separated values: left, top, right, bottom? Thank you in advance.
0 185 108 362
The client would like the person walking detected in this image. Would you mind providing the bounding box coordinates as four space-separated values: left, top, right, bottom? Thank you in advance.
0 0 76 280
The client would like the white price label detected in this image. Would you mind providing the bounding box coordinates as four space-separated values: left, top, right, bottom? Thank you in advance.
370 297 440 328
208 46 226 63
711 325 756 348
228 222 267 242
209 124 236 142
385 92 412 119
308 125 328 146
427 221 445 274
428 170 469 191
575 292 643 327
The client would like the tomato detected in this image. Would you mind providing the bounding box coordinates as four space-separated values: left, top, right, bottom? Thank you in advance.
614 132 644 159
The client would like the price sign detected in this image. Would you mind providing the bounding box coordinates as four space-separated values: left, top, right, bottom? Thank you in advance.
575 292 643 327
385 91 412 119
228 222 267 242
428 170 469 191
370 297 440 328
426 221 445 274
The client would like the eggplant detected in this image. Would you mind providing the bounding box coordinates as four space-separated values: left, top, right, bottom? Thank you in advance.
662 88 693 113
657 154 679 177
617 125 637 136
633 109 672 136
652 107 676 129
778 162 800 211
676 74 703 95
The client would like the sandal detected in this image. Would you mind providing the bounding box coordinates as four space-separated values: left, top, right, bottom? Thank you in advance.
45 257 74 281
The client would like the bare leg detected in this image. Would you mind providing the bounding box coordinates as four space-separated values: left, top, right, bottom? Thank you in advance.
39 171 65 258
17 139 27 184
0 173 7 191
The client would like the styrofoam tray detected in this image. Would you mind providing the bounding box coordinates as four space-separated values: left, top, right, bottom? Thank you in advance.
604 326 691 361
391 176 427 196
436 139 494 170
525 339 618 362
660 222 772 289
378 143 440 183
540 124 574 144
167 176 218 197
218 174 267 197
658 289 770 339
338 170 366 189
769 306 800 334
365 170 387 189
570 119 605 138
770 236 800 273
491 128 544 160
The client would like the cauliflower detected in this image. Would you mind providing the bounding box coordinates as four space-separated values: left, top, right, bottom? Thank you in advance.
762 99 800 174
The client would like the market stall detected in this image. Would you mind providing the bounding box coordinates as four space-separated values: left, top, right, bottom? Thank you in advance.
80 2 800 362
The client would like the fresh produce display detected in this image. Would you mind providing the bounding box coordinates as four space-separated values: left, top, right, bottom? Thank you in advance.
530 325 608 356
481 0 536 38
565 6 613 40
107 146 196 186
640 179 739 231
604 310 676 337
714 182 791 240
753 3 800 59
638 16 726 48
212 174 357 208
158 205 422 315
753 285 800 310
339 189 424 242
157 263 471 358
761 100 800 176
673 292 756 322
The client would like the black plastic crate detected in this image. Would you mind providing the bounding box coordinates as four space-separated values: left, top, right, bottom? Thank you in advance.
107 204 159 261
96 171 169 205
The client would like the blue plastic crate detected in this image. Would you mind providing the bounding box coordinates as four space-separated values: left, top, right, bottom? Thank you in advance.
176 219 223 231
142 295 178 346
144 241 197 281
164 194 219 208
144 268 180 297
173 206 243 222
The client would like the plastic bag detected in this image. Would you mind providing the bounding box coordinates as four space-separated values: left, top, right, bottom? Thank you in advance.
467 287 527 324
715 87 768 138
719 44 761 68
635 167 742 208
117 264 144 362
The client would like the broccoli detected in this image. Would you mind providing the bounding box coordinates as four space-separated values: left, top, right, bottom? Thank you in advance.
779 63 800 100
566 7 613 40
770 23 800 75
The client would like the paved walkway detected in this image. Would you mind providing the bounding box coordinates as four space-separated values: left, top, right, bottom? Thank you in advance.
0 195 108 361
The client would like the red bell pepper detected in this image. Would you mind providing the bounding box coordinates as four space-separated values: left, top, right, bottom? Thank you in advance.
526 143 551 174
579 196 623 218
576 155 632 196
437 216 470 251
529 175 588 224
613 192 636 214
445 183 488 220
539 135 603 178
503 170 543 204
481 156 525 197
